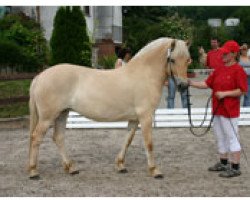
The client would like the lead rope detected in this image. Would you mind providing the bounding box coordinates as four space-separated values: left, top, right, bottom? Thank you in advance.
186 86 221 137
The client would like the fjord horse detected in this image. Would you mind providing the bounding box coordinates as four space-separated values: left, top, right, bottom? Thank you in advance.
28 37 191 179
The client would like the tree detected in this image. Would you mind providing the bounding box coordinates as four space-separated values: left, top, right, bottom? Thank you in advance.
50 6 92 66
124 11 193 54
232 7 250 44
0 13 48 72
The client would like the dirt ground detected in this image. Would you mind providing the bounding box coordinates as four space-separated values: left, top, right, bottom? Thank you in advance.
0 126 250 197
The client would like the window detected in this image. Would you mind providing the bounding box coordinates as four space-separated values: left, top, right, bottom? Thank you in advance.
84 6 90 16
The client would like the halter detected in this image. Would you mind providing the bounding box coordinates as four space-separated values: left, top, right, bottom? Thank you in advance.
167 48 175 78
166 44 187 92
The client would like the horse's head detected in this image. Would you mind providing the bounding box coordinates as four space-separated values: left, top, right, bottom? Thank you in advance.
166 39 192 92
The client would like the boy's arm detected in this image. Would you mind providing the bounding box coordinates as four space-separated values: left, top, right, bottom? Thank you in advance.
188 80 209 89
215 89 244 100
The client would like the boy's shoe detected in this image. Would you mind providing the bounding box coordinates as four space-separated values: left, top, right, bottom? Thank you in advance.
219 168 241 178
208 162 229 172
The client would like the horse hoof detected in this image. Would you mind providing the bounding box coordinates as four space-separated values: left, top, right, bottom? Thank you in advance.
29 169 40 180
29 175 41 180
154 174 164 179
70 170 80 175
118 168 128 174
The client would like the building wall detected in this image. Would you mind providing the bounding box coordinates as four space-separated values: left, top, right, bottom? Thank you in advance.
39 6 59 40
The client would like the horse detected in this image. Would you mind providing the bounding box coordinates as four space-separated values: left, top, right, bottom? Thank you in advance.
28 37 191 179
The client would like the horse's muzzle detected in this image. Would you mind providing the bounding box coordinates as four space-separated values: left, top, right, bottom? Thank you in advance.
177 82 189 92
175 77 189 92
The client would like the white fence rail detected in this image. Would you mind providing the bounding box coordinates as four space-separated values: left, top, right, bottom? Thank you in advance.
66 108 250 129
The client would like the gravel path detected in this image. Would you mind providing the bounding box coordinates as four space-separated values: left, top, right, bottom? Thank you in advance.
0 126 250 197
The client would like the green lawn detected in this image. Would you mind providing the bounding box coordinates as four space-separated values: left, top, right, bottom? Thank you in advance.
0 103 29 118
0 80 31 118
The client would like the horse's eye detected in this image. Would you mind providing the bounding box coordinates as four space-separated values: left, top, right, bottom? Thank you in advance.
167 58 175 63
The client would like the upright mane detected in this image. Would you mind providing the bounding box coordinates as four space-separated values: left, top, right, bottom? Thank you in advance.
132 37 170 59
132 37 190 60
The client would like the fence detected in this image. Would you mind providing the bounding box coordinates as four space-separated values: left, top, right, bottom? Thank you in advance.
0 73 37 107
66 108 250 129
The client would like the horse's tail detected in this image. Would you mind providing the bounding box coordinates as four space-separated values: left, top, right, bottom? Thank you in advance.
29 76 39 135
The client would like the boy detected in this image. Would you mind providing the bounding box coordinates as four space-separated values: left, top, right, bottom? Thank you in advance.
189 40 248 178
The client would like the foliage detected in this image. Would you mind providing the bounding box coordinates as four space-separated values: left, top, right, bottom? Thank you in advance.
98 54 117 69
50 6 92 67
123 6 250 69
0 13 48 72
0 39 25 66
124 12 193 54
232 7 250 44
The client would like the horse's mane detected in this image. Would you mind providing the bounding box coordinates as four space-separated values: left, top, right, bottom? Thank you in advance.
132 37 190 60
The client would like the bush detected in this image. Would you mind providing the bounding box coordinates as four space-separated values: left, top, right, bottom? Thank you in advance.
50 6 92 66
98 54 117 69
0 39 24 66
0 13 49 72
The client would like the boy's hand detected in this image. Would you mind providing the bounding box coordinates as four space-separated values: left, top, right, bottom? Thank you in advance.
215 91 226 100
187 79 193 86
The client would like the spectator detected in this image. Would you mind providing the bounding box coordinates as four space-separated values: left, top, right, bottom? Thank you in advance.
239 43 250 107
189 40 247 178
165 78 188 109
198 46 207 68
206 37 224 70
115 47 132 68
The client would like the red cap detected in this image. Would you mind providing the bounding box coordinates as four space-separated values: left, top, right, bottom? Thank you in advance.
220 40 240 54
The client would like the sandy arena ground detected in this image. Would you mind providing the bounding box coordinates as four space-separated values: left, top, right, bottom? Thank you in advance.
1 75 250 196
0 126 250 197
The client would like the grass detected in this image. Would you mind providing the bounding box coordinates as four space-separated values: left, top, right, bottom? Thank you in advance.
0 80 31 118
0 79 31 98
0 102 29 118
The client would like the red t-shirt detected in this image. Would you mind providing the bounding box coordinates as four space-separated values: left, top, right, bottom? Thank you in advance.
205 64 248 118
206 49 224 70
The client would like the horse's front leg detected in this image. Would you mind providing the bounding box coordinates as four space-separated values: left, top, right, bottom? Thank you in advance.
115 121 138 173
139 114 163 178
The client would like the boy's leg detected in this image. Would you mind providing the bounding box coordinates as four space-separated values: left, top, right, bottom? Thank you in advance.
208 116 229 171
219 117 241 177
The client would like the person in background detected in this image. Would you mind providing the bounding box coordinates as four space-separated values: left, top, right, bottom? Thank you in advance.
206 37 224 70
189 40 247 178
115 47 132 68
198 46 207 68
165 77 188 109
239 43 250 107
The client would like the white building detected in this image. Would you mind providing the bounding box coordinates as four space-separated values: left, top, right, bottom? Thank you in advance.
4 6 123 67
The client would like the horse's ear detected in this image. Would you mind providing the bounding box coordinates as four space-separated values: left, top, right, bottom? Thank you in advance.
185 40 191 48
171 39 176 51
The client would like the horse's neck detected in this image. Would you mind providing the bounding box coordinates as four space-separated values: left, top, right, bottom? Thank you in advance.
128 45 167 85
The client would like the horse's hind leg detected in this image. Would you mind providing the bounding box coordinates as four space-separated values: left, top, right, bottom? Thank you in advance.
29 120 50 179
115 120 138 173
53 111 79 175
